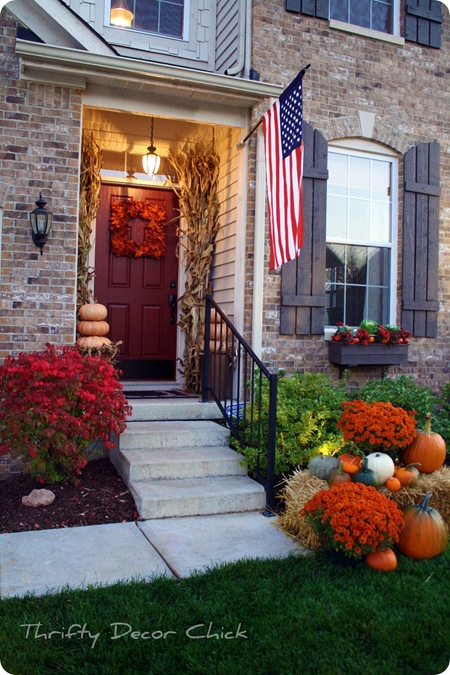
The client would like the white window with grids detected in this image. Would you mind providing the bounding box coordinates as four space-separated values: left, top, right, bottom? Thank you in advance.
325 146 398 328
105 0 188 40
329 0 400 36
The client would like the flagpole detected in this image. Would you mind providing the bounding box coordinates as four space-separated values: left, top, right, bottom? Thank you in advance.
237 64 310 148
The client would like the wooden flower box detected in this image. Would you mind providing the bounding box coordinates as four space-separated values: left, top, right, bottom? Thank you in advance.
328 341 409 372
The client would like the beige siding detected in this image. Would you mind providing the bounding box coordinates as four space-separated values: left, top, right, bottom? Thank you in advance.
211 127 242 319
65 0 215 69
215 0 240 73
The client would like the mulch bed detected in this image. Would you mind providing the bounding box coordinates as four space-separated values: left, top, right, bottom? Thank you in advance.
0 458 139 534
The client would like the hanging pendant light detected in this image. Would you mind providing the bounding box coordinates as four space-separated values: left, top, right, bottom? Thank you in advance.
142 117 161 176
110 0 134 28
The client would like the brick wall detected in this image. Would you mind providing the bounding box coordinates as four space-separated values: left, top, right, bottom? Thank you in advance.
0 13 81 361
248 1 450 392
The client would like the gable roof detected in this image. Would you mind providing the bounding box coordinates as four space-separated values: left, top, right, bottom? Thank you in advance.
7 0 116 55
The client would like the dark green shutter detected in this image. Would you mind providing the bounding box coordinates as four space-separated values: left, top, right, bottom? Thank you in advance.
402 141 440 338
280 122 328 335
405 0 442 48
286 0 329 18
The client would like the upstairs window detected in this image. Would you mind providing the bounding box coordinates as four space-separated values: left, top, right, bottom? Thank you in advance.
108 0 185 39
325 148 397 327
330 0 393 34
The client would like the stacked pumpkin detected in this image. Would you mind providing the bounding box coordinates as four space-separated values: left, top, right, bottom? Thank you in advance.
76 303 111 350
203 308 228 355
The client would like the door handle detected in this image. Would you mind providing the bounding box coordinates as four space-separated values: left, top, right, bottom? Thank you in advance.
168 294 176 324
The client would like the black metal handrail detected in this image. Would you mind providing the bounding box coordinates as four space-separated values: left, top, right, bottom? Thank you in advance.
201 295 277 508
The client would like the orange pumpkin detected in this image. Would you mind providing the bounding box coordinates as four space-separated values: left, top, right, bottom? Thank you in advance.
204 322 226 341
394 464 420 487
78 303 108 321
210 307 226 324
77 321 110 337
338 453 363 469
396 492 447 560
76 336 111 349
385 476 402 492
341 461 359 475
401 414 446 473
365 548 398 572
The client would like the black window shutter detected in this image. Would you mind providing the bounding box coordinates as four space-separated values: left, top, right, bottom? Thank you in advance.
405 0 442 48
286 0 302 12
402 141 440 338
280 122 328 335
315 0 330 19
286 0 329 18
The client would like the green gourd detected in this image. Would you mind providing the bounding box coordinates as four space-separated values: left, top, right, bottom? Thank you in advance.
308 455 340 481
352 458 378 488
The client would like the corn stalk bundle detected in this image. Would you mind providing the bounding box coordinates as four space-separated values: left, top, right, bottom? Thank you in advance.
77 132 102 307
168 141 220 393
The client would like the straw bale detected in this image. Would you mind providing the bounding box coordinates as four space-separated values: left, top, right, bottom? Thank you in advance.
379 466 450 527
276 470 328 550
277 465 450 549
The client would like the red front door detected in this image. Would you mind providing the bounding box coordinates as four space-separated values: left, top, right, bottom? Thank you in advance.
95 184 179 380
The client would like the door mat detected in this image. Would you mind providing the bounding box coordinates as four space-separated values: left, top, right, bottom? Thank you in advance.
124 389 198 399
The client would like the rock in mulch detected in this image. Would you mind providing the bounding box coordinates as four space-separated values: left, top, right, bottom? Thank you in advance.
21 489 56 508
1 458 139 533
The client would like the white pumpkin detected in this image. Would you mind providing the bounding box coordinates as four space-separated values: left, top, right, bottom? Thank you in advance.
366 452 395 485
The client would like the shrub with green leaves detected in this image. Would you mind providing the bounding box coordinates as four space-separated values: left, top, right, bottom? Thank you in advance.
354 375 434 427
233 371 348 476
432 381 450 449
233 372 449 477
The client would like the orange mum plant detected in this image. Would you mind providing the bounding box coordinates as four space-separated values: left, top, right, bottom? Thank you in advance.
337 400 417 453
110 199 167 258
301 483 404 558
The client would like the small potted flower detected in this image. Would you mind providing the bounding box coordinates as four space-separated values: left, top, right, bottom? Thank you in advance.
301 482 404 567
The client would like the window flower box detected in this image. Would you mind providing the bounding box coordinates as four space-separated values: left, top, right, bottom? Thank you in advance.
328 341 409 368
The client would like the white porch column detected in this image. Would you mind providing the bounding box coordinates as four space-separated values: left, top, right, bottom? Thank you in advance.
252 125 266 358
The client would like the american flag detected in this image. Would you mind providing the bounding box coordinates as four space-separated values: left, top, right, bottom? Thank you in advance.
262 70 304 270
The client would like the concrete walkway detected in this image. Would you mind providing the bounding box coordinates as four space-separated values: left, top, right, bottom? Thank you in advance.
0 512 306 598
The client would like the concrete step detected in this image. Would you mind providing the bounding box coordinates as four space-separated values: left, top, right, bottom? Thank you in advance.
127 399 221 422
112 446 247 482
120 420 229 451
131 476 266 519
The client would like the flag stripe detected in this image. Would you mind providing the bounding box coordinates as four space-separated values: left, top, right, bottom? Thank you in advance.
262 71 305 270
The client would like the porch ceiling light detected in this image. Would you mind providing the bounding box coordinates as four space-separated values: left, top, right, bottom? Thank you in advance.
110 0 134 28
30 192 52 255
142 117 161 176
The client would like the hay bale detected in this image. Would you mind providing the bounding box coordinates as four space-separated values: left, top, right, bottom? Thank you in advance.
277 465 450 550
380 466 450 527
276 470 328 550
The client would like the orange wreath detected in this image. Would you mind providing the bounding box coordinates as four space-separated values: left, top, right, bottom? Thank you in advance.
109 199 167 258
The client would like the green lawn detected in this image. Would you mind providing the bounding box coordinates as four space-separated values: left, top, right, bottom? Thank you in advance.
1 549 449 675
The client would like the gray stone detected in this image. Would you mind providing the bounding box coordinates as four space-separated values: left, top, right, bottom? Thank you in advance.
0 522 174 598
138 512 307 578
21 489 56 507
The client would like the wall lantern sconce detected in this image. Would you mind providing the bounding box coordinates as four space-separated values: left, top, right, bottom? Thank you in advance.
110 0 134 28
142 117 161 176
30 192 52 255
